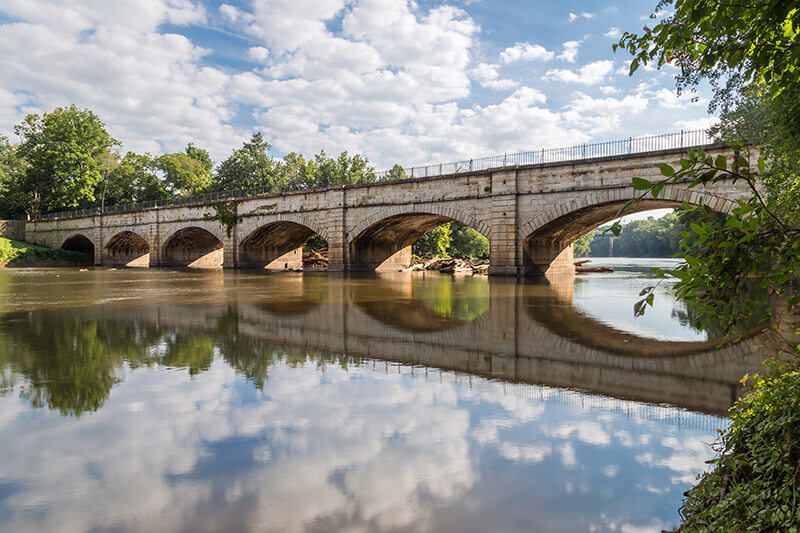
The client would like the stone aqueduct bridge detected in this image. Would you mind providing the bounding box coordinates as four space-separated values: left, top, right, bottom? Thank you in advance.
26 143 747 275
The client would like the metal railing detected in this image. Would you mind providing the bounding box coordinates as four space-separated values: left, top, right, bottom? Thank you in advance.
34 129 716 221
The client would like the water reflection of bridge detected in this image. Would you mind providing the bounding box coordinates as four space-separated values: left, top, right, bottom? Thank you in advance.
0 271 771 418
95 273 767 417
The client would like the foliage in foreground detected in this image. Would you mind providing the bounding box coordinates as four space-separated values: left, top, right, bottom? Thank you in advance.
617 1 800 530
0 237 91 266
679 358 800 532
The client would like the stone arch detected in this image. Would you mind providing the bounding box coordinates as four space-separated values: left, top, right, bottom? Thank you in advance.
348 204 490 244
518 186 737 275
161 226 224 268
238 219 326 270
61 234 95 259
104 230 150 267
348 205 490 271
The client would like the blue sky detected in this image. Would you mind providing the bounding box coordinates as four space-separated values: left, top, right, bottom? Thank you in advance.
0 0 715 171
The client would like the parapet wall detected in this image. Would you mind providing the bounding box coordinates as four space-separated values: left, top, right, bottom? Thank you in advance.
0 220 25 241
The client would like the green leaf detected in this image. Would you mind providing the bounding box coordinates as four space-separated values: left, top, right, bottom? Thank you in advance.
655 163 675 177
651 181 665 198
757 157 766 173
714 154 727 171
632 177 651 190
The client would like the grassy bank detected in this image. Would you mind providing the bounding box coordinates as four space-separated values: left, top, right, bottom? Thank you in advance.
679 357 800 531
0 236 92 266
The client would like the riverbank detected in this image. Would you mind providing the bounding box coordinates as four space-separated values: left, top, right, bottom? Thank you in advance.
678 356 800 531
0 237 91 267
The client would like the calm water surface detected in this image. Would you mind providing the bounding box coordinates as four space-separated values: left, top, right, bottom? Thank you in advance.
0 262 764 532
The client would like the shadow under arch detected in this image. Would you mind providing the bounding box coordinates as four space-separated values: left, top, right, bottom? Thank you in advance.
520 189 737 275
161 226 223 268
104 230 150 267
239 221 322 270
61 234 95 259
348 209 490 272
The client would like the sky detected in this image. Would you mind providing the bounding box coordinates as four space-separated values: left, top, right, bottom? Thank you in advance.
0 0 717 173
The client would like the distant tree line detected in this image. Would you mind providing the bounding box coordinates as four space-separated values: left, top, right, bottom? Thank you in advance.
0 105 492 258
0 105 391 220
573 211 727 258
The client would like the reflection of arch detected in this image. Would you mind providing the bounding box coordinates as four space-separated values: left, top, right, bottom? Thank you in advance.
104 230 150 267
61 234 95 258
239 221 321 270
519 187 736 275
350 277 490 332
521 279 722 357
161 227 223 268
348 206 490 271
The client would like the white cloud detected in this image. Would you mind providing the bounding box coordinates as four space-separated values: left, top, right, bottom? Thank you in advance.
558 40 581 63
567 12 595 23
247 46 269 63
499 42 554 63
544 60 614 85
598 85 620 95
219 3 253 24
469 63 518 90
603 27 621 39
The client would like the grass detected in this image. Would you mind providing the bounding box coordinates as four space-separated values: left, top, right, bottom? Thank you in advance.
0 236 92 266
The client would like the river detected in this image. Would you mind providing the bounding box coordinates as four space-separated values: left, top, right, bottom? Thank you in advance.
0 259 765 532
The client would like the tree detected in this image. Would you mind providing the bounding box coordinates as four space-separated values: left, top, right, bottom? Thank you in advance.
616 6 800 527
102 152 169 206
413 223 452 258
13 105 118 216
0 136 27 219
573 229 595 258
448 221 489 259
279 152 318 191
615 1 800 105
156 145 213 197
615 1 799 338
213 133 282 193
383 164 408 181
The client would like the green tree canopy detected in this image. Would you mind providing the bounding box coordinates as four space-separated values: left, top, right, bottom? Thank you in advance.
0 136 27 218
413 223 452 258
102 152 170 206
615 1 800 105
213 133 282 192
13 105 118 216
156 145 213 196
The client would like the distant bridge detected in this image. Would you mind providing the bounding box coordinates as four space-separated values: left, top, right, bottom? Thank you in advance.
25 130 748 275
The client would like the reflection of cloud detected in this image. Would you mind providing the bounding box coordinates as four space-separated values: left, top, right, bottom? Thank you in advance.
499 442 552 464
0 359 475 532
0 353 724 532
548 421 611 446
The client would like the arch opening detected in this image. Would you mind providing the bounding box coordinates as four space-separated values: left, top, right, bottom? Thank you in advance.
104 231 150 267
61 234 95 261
349 213 490 272
239 221 325 270
522 199 721 276
161 227 223 268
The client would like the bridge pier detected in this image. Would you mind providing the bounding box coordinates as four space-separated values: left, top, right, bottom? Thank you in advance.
488 170 524 276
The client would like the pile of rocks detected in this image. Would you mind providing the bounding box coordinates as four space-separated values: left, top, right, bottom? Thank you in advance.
303 249 328 269
407 257 489 275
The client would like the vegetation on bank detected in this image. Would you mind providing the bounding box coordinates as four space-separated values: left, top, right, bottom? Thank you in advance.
679 360 800 532
573 211 728 258
0 236 91 266
617 0 800 530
